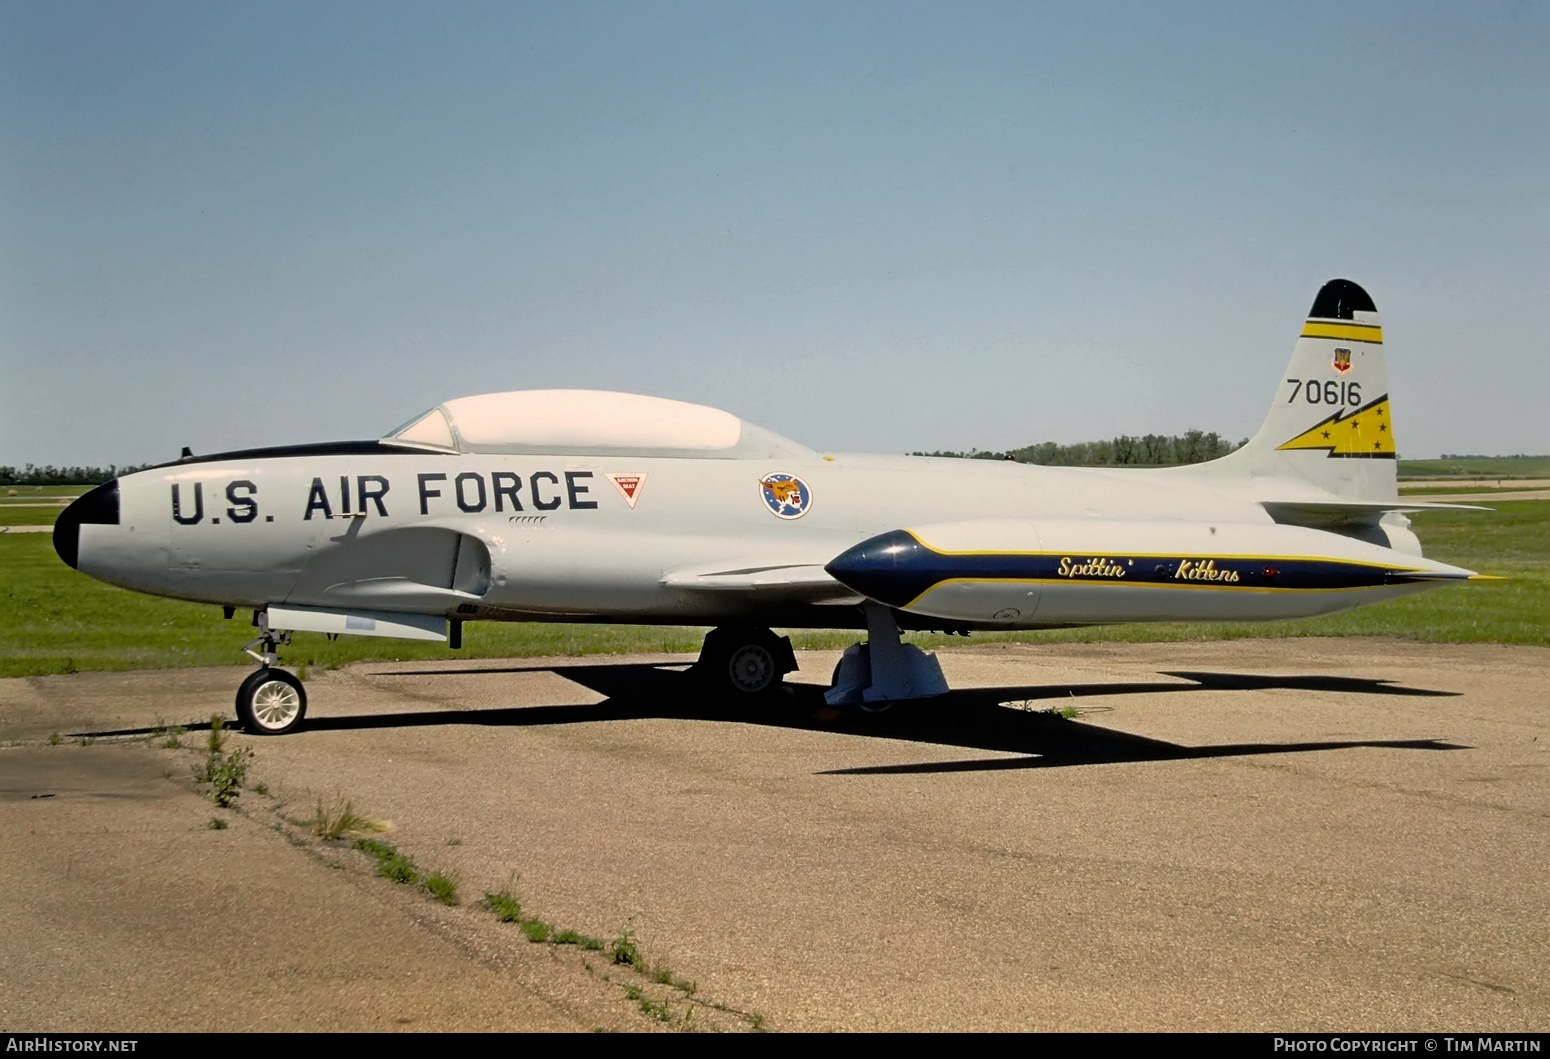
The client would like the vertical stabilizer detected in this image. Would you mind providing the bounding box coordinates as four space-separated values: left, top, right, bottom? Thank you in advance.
1205 279 1397 501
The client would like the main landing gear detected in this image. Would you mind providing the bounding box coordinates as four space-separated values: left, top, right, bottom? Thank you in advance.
692 608 951 709
694 625 799 698
235 612 308 735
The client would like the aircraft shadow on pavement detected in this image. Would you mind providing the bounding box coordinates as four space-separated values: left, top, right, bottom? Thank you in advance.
317 661 1468 773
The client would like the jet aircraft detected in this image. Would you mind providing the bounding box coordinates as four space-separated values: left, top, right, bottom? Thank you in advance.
54 279 1484 734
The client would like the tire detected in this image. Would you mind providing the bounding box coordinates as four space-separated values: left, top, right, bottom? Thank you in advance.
235 667 308 735
699 626 791 698
725 640 779 695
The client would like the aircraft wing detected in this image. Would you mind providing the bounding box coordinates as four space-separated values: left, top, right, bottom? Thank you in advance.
661 563 864 604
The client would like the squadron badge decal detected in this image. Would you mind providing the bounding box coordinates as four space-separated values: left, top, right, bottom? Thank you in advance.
759 473 811 520
1332 347 1353 374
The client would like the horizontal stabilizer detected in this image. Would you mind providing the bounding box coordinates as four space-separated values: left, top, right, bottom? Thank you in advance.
1261 498 1490 530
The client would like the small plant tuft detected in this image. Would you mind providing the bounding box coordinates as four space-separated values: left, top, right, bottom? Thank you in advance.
609 929 644 970
309 794 387 840
155 722 186 749
206 716 226 754
48 731 61 746
639 996 673 1022
208 816 228 830
354 838 420 884
483 889 522 923
423 871 460 906
193 715 252 809
520 918 553 943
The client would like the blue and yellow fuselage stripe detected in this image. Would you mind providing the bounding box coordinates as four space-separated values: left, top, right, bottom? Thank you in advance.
823 529 1437 610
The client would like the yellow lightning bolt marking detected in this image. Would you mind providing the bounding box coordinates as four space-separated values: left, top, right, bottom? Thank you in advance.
1277 395 1396 457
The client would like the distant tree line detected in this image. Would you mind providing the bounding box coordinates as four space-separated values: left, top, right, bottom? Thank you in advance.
0 464 150 486
5 432 1249 484
914 429 1246 467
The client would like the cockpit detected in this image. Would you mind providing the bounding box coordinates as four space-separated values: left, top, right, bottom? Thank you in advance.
383 389 813 460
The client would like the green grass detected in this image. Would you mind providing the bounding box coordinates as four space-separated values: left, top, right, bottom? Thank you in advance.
353 838 420 884
423 871 460 906
0 504 71 525
483 889 523 923
1399 456 1550 479
1399 484 1548 495
309 794 388 840
0 532 719 677
0 486 90 499
2 502 1546 679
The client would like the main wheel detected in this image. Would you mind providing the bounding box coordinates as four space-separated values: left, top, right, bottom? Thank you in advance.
698 625 794 698
726 641 779 695
236 667 307 735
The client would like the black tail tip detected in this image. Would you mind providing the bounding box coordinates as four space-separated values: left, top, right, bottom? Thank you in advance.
1309 279 1376 320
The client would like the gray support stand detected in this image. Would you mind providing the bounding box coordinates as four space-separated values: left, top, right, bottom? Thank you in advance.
824 602 949 708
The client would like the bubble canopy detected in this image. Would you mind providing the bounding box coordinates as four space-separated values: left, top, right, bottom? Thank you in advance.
383 389 813 460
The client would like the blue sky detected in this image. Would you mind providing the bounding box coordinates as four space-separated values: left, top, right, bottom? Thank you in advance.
3 1 1547 466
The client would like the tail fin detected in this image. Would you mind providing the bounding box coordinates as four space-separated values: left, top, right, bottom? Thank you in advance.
1209 278 1397 502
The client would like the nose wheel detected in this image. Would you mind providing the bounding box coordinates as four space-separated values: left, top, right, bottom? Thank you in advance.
234 609 307 735
236 667 308 735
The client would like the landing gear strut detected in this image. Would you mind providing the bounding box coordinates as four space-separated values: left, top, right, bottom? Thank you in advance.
235 611 308 735
696 625 798 697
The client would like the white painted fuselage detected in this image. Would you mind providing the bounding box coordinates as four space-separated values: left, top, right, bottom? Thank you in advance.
72 446 1466 633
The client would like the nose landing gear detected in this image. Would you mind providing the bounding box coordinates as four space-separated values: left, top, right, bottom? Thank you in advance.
235 612 308 735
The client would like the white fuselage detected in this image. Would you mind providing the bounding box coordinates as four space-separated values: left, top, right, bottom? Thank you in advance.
69 447 1463 632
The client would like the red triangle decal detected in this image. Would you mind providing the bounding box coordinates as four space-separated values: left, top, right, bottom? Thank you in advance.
606 473 647 509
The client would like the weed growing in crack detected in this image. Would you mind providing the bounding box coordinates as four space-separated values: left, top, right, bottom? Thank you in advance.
310 794 387 840
553 928 605 950
192 716 251 808
424 871 460 906
609 929 644 970
483 888 522 923
638 996 674 1023
354 838 420 884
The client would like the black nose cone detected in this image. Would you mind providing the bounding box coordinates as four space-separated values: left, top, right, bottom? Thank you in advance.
53 479 120 569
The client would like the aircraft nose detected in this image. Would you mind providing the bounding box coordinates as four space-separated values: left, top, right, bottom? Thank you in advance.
53 479 120 569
